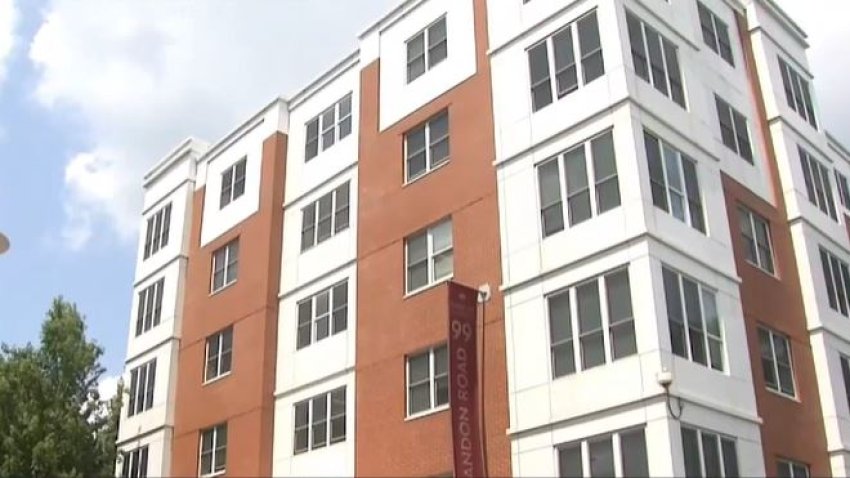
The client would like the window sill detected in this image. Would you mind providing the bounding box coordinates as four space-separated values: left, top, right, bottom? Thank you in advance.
404 275 453 300
202 371 232 387
210 280 237 297
405 404 449 422
744 260 779 280
765 386 799 403
404 159 450 188
200 470 226 478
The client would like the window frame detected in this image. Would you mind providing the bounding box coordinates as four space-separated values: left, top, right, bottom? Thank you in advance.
697 2 734 66
738 206 776 275
662 267 725 371
777 459 810 478
304 93 354 161
199 423 227 477
626 11 686 108
204 326 234 384
799 146 838 220
296 280 349 350
293 387 347 455
219 157 247 209
779 58 818 129
143 202 172 260
536 129 620 238
681 426 739 478
404 219 454 295
404 109 451 183
211 239 239 293
406 16 448 84
406 344 449 417
135 277 165 336
555 427 649 478
120 445 149 478
715 96 753 162
127 359 157 417
644 131 706 233
819 246 850 317
300 182 351 252
526 9 604 113
835 170 850 210
758 326 796 398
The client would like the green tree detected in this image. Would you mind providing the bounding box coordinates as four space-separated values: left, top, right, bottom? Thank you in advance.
0 297 121 477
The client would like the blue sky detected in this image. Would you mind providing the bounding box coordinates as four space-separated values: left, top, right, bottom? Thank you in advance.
0 0 848 385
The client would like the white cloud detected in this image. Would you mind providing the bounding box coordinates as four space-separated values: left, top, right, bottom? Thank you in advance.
29 0 396 249
97 373 120 402
0 0 17 87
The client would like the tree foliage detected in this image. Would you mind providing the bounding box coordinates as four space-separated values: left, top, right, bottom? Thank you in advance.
0 297 122 477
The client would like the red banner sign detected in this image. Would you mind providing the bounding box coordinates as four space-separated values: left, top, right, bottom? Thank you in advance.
448 282 485 478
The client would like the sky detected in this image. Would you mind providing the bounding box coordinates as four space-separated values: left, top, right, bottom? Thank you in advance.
0 0 848 390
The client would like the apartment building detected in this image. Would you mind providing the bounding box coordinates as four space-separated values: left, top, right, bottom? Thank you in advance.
115 0 850 477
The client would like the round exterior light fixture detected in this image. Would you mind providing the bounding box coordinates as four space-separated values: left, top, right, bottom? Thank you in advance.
0 233 9 255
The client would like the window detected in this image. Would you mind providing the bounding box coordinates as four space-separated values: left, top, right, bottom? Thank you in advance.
715 96 753 162
405 219 453 293
840 355 850 413
296 280 348 349
819 247 850 316
219 158 246 208
779 58 817 128
777 459 810 478
407 16 447 83
128 359 156 417
836 170 850 209
143 203 172 260
758 327 795 397
738 207 775 274
626 12 686 107
300 182 350 251
557 428 648 478
527 10 604 112
305 93 353 161
204 327 233 383
697 2 733 65
135 278 164 336
407 345 449 416
548 268 636 378
293 387 346 454
662 267 724 371
644 131 705 232
211 239 239 293
405 110 450 182
800 147 838 220
681 426 739 478
121 446 149 478
537 130 620 237
199 423 227 477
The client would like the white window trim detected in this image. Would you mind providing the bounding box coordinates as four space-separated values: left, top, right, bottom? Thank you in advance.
819 246 850 317
210 240 238 294
800 147 838 220
682 426 739 478
301 183 350 252
777 459 810 478
198 424 226 478
779 58 817 128
629 12 686 108
404 110 450 184
293 388 347 455
698 2 734 66
143 203 171 260
305 93 353 161
664 267 725 371
555 427 647 478
203 327 233 385
128 359 156 417
739 207 775 275
136 278 164 336
219 157 246 209
647 132 705 233
406 16 448 83
715 96 753 162
405 345 449 418
296 280 348 350
404 219 454 296
759 326 797 399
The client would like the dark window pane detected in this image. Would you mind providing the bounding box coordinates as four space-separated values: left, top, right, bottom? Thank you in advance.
682 427 702 478
552 27 577 97
721 438 739 477
626 13 649 81
588 436 614 477
558 444 583 478
529 42 552 111
621 429 650 477
702 433 721 478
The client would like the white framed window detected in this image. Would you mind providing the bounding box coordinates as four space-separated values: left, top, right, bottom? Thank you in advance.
219 157 246 209
301 182 350 251
143 202 172 260
644 131 705 233
840 355 850 413
779 58 817 129
305 93 353 161
556 427 648 477
405 110 450 182
800 147 838 220
758 326 795 397
548 268 636 378
626 11 686 108
211 239 239 293
406 345 449 416
406 16 447 83
121 445 149 478
405 219 453 294
199 423 227 477
681 426 739 478
204 327 233 383
662 267 724 371
715 96 753 162
296 280 348 350
819 246 850 317
293 387 346 454
537 129 619 237
527 10 604 112
697 2 733 66
738 207 775 274
128 359 156 417
777 459 810 478
835 170 850 209
135 277 164 336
